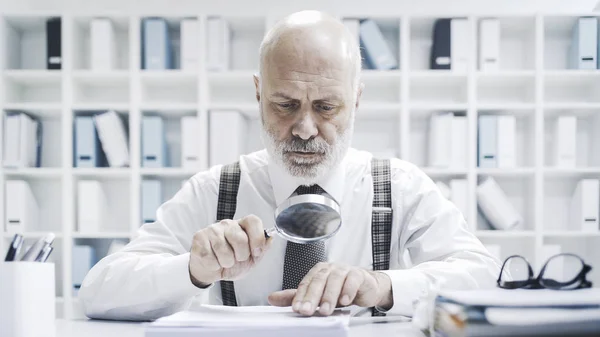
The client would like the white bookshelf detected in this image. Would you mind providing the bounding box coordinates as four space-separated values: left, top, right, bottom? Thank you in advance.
1 7 600 320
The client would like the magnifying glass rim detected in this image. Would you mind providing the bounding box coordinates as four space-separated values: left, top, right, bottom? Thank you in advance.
274 194 342 243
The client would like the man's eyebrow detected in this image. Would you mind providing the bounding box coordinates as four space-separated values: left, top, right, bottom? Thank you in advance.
314 95 343 102
270 92 298 100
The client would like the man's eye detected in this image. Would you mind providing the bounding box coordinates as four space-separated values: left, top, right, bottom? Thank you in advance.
278 103 296 110
317 104 335 112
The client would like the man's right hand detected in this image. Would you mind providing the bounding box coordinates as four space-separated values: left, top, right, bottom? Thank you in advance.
189 214 272 288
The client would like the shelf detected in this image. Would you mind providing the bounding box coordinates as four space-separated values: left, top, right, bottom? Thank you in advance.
544 70 600 79
476 70 536 79
3 232 64 239
3 168 63 179
71 70 129 85
3 69 62 85
475 230 536 238
3 103 63 112
477 168 536 177
543 102 600 110
72 103 130 111
140 168 199 178
72 168 131 178
543 231 600 238
544 167 600 178
409 102 469 111
477 103 536 112
140 103 198 112
140 71 197 85
72 232 131 239
409 70 466 79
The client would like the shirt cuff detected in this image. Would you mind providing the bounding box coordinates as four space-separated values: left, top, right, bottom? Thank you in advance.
156 252 212 302
378 269 431 317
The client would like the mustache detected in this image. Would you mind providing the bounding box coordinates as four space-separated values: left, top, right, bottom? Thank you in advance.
279 137 330 154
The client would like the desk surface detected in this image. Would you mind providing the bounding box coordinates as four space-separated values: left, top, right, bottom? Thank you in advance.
56 319 425 337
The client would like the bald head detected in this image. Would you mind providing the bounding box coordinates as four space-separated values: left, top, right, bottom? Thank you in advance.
258 10 361 94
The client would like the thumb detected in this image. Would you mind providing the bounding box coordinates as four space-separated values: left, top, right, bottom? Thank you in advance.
268 289 297 307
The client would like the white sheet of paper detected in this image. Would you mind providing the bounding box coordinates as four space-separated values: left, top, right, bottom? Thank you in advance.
438 288 600 307
485 308 600 325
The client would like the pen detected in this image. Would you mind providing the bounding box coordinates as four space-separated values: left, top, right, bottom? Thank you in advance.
20 233 55 262
36 246 54 263
4 234 23 262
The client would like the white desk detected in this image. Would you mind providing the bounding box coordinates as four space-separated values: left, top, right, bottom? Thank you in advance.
56 319 425 337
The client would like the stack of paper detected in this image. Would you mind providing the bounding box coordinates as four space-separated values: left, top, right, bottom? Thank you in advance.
145 305 350 337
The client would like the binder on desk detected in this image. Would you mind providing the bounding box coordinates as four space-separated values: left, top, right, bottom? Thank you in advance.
142 180 162 224
90 18 116 70
477 115 497 168
478 18 500 71
209 110 246 166
568 17 598 70
74 116 102 168
450 18 469 72
181 18 199 71
431 19 451 69
5 180 39 234
359 19 398 70
142 116 168 168
142 18 172 70
206 17 230 71
77 180 108 233
181 116 200 169
46 17 62 70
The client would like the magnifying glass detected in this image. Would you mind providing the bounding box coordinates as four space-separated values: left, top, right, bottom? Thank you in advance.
264 194 342 244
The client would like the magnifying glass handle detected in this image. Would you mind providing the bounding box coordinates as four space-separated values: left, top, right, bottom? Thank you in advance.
264 227 277 239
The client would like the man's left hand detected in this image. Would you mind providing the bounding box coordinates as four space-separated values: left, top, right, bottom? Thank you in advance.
268 262 393 316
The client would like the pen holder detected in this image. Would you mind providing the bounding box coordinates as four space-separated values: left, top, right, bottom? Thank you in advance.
0 262 56 337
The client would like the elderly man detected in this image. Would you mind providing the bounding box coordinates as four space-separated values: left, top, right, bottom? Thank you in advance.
79 10 500 321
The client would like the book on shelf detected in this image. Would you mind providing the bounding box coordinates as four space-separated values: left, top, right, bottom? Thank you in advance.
450 18 469 72
554 116 577 168
568 17 598 70
206 17 230 72
90 18 117 71
431 19 451 69
2 111 42 169
72 245 96 297
181 116 200 169
476 176 523 230
142 116 169 168
359 19 398 70
93 110 130 167
74 115 104 168
478 18 500 71
569 179 599 232
5 180 39 234
46 17 62 70
209 110 246 166
477 115 497 168
142 180 162 224
181 18 199 71
77 180 108 233
142 18 173 70
496 115 516 168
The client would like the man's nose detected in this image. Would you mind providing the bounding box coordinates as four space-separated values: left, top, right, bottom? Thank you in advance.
291 109 318 140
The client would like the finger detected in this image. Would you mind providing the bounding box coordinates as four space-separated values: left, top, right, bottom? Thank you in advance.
319 267 349 316
238 214 266 258
209 225 236 269
339 269 364 306
267 289 297 307
224 224 250 262
354 272 380 307
292 262 328 311
297 267 330 316
191 231 220 271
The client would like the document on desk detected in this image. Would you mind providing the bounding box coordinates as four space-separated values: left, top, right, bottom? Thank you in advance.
145 305 350 337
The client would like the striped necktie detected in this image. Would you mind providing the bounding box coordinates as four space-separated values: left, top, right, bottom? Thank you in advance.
282 185 328 290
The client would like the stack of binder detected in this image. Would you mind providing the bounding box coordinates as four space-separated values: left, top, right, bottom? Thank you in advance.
430 18 468 71
428 112 467 169
5 180 39 234
477 115 516 168
2 112 42 168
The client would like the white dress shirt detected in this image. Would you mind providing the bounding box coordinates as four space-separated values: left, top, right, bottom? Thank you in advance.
79 148 502 321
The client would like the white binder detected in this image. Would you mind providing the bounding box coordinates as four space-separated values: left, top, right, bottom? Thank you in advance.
477 176 523 230
428 112 453 168
554 116 577 168
569 179 599 232
181 116 200 169
478 115 498 168
142 180 162 224
568 17 598 70
206 17 230 71
478 18 500 71
181 18 199 71
451 18 469 72
497 115 516 168
209 110 246 166
451 115 468 169
90 18 116 70
77 180 107 233
5 180 39 234
3 113 38 168
93 110 130 167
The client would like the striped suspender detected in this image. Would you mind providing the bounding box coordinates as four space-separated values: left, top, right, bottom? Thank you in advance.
370 158 393 316
217 159 394 312
217 162 241 306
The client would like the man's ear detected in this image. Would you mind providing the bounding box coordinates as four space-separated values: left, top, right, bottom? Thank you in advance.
355 82 364 109
253 74 261 102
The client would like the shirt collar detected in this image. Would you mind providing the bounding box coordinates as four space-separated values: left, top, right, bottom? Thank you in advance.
267 153 347 208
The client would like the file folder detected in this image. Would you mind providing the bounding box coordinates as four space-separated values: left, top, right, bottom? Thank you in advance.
5 180 39 234
209 110 246 166
90 18 116 70
142 18 172 70
142 180 162 224
72 245 96 296
206 17 230 71
478 115 497 168
478 18 500 71
142 116 168 168
181 116 200 169
450 18 469 72
569 179 599 232
496 115 516 168
74 116 102 168
181 18 199 71
77 180 108 233
431 19 451 69
428 112 453 168
93 111 130 167
46 17 62 70
359 19 398 70
554 116 577 168
568 17 598 70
